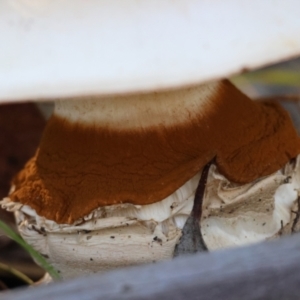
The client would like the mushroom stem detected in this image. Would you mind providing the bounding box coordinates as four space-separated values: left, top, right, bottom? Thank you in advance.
2 81 300 278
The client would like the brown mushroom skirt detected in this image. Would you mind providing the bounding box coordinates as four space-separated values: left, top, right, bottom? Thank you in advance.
10 80 300 224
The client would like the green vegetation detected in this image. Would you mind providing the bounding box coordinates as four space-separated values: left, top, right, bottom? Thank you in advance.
0 220 61 281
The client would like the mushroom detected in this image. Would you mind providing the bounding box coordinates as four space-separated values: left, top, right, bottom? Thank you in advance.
1 0 300 279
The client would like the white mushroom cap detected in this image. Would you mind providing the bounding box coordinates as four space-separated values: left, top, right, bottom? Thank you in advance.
0 0 300 102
